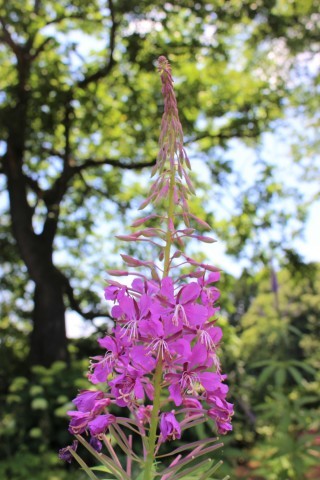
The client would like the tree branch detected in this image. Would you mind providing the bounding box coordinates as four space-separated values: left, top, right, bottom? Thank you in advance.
44 13 87 27
41 165 74 243
40 152 155 244
63 95 73 167
23 173 44 197
57 269 108 321
78 170 130 212
31 36 54 60
40 93 74 242
186 129 260 145
77 0 117 88
75 157 156 172
41 145 64 158
34 0 41 14
0 16 22 59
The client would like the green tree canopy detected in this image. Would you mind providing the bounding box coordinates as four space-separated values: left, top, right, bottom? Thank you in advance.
0 0 319 365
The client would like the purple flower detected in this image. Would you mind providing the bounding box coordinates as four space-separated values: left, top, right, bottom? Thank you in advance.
160 412 181 442
88 413 116 436
129 345 156 372
89 330 130 384
72 390 104 412
112 291 151 340
109 365 154 407
104 284 127 301
166 343 216 406
91 398 112 415
270 266 278 293
67 393 111 434
198 273 221 311
136 405 153 425
216 419 233 434
152 278 207 328
197 325 223 352
207 385 234 435
68 410 91 434
131 277 158 295
182 397 203 416
90 436 103 452
58 440 78 463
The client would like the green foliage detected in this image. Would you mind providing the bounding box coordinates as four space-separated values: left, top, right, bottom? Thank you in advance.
0 346 91 480
0 450 86 480
218 262 320 479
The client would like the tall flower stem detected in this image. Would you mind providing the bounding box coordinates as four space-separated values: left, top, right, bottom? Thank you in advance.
163 168 176 277
143 165 176 480
143 358 163 480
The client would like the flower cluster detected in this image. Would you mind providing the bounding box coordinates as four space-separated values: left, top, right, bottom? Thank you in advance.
61 56 233 480
68 273 232 441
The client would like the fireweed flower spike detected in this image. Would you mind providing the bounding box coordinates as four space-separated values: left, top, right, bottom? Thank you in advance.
60 56 233 480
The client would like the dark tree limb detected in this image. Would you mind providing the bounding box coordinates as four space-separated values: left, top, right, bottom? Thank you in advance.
23 173 44 197
63 94 73 167
78 170 131 211
31 37 54 60
57 269 109 321
77 0 117 88
44 14 88 27
75 157 156 172
41 94 75 243
40 153 155 245
41 167 73 244
41 146 65 158
186 129 261 145
0 16 22 59
34 0 41 14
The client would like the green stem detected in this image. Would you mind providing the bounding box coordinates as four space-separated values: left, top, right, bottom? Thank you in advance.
143 166 176 480
163 168 176 277
143 358 163 480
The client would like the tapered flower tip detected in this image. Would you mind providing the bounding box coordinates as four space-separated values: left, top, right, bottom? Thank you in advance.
158 55 171 73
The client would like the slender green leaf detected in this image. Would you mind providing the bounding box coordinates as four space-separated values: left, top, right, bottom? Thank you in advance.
91 466 115 473
76 435 131 480
69 449 99 480
288 366 304 384
275 367 286 387
256 364 276 387
198 460 223 480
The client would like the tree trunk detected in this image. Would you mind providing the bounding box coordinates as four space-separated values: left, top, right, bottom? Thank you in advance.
2 43 70 367
30 273 69 367
4 146 70 366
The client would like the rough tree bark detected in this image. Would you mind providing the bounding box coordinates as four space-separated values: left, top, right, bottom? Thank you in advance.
1 20 70 366
31 271 68 366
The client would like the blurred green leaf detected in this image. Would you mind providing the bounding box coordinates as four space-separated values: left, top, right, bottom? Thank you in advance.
31 398 49 410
